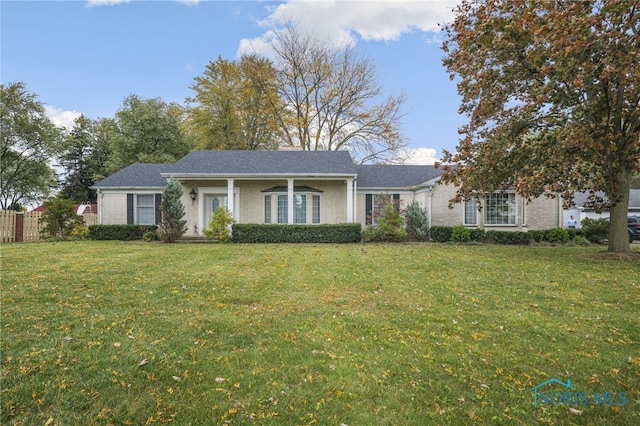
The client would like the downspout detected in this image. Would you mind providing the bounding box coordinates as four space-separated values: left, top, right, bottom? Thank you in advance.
353 176 357 224
427 187 433 238
97 189 103 224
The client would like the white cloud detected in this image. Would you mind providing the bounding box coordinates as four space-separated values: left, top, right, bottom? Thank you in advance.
402 147 439 165
45 106 82 130
86 0 130 6
239 0 457 56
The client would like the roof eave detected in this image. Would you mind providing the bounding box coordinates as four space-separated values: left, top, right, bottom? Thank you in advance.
161 172 357 179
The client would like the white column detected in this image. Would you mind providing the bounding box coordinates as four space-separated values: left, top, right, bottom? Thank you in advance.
227 179 235 220
346 178 354 223
287 178 294 224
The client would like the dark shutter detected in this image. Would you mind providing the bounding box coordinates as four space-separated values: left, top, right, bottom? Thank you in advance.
126 194 134 224
393 194 400 211
155 194 162 225
365 194 373 225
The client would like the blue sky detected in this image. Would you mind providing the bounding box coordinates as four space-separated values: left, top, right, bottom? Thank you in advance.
1 0 464 164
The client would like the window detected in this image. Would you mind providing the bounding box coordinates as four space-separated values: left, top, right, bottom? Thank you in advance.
463 198 478 226
136 194 155 225
264 195 272 224
264 187 322 224
277 195 288 224
485 193 517 225
312 195 321 224
294 194 306 224
366 194 399 225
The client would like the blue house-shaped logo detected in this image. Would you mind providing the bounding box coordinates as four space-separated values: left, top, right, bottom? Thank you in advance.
528 378 575 407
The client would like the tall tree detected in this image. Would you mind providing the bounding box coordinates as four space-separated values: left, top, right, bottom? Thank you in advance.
266 25 406 163
58 115 109 203
0 82 60 209
106 95 192 175
185 55 283 150
439 0 639 253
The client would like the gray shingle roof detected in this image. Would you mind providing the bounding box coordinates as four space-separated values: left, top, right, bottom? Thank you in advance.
92 163 170 189
165 150 357 176
573 189 640 210
356 165 442 188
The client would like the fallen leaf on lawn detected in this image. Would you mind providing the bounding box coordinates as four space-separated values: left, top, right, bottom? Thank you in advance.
45 417 54 426
215 377 226 383
172 376 181 381
569 408 582 415
137 359 148 367
113 342 121 347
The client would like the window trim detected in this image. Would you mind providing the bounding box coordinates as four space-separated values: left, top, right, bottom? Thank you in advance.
463 198 478 226
135 194 156 225
265 191 321 224
484 192 517 226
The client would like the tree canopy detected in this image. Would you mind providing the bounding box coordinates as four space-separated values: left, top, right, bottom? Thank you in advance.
185 55 284 151
266 25 407 163
106 95 192 175
0 82 60 209
439 0 639 253
57 115 111 203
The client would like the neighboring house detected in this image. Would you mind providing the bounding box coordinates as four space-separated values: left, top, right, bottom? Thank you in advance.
563 189 640 227
32 202 98 215
92 150 563 235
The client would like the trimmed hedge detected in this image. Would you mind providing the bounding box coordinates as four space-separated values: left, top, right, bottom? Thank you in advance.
430 226 453 242
484 230 533 245
232 223 362 243
88 225 158 241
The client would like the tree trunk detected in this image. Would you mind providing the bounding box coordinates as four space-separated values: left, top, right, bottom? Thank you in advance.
607 168 631 253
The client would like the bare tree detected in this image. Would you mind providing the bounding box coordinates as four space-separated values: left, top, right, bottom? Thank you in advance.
265 25 407 163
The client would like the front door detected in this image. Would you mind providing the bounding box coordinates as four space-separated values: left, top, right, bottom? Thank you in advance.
204 194 228 228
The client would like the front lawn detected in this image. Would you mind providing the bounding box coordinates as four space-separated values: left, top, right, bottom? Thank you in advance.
1 242 638 425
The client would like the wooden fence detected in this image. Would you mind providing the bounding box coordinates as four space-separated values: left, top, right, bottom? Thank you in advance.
0 210 97 243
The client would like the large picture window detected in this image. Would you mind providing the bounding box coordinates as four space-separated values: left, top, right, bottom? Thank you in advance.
264 186 322 224
485 193 517 225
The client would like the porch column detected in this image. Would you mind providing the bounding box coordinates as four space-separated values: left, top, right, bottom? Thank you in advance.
287 178 294 224
227 179 235 220
346 178 354 223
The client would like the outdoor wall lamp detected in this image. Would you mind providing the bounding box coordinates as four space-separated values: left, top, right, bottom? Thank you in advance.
189 188 197 203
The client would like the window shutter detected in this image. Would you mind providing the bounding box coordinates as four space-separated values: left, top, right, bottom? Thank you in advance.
127 194 134 224
365 194 373 225
155 194 162 225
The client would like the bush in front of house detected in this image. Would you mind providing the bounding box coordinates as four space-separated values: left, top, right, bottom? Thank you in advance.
363 198 407 242
405 200 429 241
204 206 235 242
232 223 362 243
429 226 453 242
88 225 158 240
39 197 84 240
469 228 485 242
580 217 609 244
484 230 533 245
450 225 472 243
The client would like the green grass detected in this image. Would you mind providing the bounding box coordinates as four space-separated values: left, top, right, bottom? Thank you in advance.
1 241 639 425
